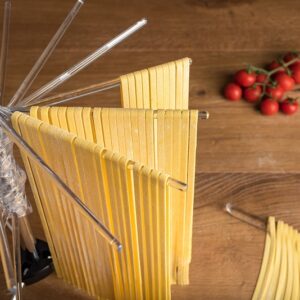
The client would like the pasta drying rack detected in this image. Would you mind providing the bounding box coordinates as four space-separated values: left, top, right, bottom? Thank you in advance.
0 1 209 299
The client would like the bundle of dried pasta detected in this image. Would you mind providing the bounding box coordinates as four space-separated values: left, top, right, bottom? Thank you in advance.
12 110 195 299
31 106 198 285
252 217 300 300
120 57 191 110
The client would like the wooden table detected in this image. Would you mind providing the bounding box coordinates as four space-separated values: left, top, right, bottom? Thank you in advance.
1 0 300 299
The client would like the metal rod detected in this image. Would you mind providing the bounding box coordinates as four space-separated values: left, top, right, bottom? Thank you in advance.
9 105 209 121
1 106 206 195
24 78 121 108
198 111 209 120
1 107 190 191
0 213 16 291
5 214 13 232
19 216 39 260
126 159 187 190
168 177 187 191
0 0 11 105
224 203 267 231
19 18 147 106
12 214 22 300
47 90 210 120
0 114 122 251
8 0 85 107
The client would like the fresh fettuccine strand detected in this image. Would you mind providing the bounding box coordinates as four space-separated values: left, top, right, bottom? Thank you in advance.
120 58 191 109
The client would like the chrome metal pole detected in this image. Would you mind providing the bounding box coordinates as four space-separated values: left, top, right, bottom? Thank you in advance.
0 0 11 105
19 18 147 106
8 0 85 106
0 212 16 291
12 214 22 300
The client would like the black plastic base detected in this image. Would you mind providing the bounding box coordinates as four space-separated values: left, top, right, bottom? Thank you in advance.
21 239 54 285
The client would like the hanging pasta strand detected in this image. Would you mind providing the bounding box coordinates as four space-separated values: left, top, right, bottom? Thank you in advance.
14 113 74 285
34 106 89 291
13 109 185 300
31 106 198 285
185 110 198 260
11 112 61 277
73 138 114 297
120 58 191 109
250 217 300 300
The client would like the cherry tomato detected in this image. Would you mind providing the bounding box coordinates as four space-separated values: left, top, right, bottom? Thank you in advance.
291 61 300 68
256 73 268 83
267 61 284 78
260 99 279 116
224 83 242 101
274 72 295 91
234 69 256 87
266 85 284 101
283 52 299 63
283 52 300 70
267 60 281 71
290 64 300 84
280 99 298 115
243 85 262 102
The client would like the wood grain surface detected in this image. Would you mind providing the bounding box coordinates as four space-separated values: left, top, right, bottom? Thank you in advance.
1 0 300 299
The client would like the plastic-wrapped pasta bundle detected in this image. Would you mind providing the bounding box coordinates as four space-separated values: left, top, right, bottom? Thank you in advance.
120 57 191 110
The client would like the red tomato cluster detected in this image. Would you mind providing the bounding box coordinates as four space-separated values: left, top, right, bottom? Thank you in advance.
223 52 300 116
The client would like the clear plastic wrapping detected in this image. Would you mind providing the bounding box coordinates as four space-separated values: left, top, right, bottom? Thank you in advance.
0 127 30 217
